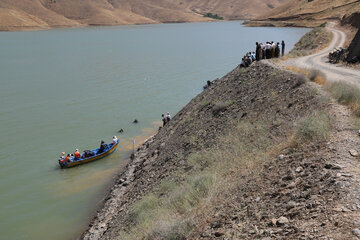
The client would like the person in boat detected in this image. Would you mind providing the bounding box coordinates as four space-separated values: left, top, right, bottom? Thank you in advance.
99 140 107 154
74 149 81 160
162 114 167 126
65 154 71 163
58 152 65 164
112 136 118 145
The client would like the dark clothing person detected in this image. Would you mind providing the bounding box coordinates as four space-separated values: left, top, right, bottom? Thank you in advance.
162 114 167 126
240 58 246 67
281 40 285 56
166 112 171 122
245 57 252 66
255 42 260 61
262 48 266 59
99 140 107 154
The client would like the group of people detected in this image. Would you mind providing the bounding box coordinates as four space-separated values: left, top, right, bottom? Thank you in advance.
329 47 346 64
240 40 286 68
58 136 118 164
240 51 257 67
58 150 81 164
161 112 171 126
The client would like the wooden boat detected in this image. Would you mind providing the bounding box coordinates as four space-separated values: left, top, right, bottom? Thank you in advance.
59 139 120 168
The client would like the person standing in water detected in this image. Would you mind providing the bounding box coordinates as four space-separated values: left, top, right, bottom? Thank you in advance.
281 40 285 56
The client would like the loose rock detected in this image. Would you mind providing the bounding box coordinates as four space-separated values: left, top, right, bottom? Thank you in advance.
349 149 358 157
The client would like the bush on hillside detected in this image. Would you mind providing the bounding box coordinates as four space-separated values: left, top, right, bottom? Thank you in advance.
326 81 360 105
308 68 327 85
326 81 360 116
203 13 224 20
295 112 331 143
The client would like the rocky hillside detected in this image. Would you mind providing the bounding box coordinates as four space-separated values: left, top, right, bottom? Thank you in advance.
247 0 360 27
0 0 289 31
82 61 360 239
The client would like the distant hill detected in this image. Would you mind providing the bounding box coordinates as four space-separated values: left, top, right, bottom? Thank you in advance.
0 0 289 31
251 0 360 27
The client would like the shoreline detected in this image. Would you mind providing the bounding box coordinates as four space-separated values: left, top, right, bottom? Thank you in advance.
80 135 157 239
0 18 316 33
0 18 219 32
78 125 159 239
79 23 355 239
79 26 323 239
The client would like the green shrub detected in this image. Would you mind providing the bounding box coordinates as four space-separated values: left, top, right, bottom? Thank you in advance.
148 218 192 240
203 13 224 20
326 81 360 106
296 112 331 143
131 193 159 223
319 22 327 27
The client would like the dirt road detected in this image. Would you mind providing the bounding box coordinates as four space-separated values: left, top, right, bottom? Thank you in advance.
284 23 360 85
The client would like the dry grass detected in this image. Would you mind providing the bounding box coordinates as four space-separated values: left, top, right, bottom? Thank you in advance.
118 120 281 239
308 69 327 85
284 66 327 85
295 111 332 144
326 81 360 117
284 66 309 76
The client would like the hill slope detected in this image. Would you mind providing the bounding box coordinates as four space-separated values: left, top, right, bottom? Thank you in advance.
81 61 360 239
249 0 360 27
0 0 289 31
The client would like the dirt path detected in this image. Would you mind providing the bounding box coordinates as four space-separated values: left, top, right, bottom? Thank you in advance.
282 24 360 238
324 96 360 239
283 23 360 85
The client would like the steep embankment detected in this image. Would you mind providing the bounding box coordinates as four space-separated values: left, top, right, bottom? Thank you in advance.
0 0 289 31
246 0 360 27
82 61 360 239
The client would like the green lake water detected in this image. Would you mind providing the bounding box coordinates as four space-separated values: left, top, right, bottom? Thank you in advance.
0 21 309 240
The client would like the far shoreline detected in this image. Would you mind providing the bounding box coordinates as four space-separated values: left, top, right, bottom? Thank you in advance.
0 18 315 33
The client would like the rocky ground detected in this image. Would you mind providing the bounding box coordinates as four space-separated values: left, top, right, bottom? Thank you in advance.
187 84 360 239
81 58 360 239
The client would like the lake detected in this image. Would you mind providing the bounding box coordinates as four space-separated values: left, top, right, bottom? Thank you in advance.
0 21 309 240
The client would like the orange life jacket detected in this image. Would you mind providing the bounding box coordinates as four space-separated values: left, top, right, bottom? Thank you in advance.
74 151 81 158
65 156 70 163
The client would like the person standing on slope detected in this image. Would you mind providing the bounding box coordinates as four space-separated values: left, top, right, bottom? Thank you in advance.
281 40 285 56
255 42 260 61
